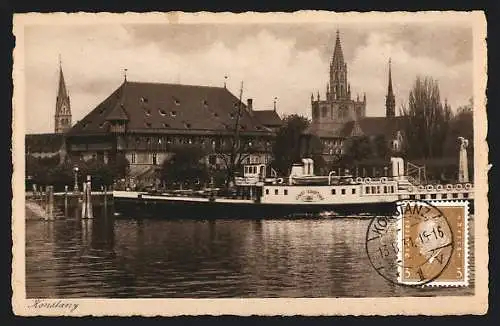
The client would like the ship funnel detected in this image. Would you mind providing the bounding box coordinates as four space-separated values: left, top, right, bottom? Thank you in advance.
301 158 314 176
390 157 405 179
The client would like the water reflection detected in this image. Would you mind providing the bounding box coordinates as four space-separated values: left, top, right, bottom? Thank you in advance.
26 213 474 298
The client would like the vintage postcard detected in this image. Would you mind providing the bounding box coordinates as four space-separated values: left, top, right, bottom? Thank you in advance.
12 11 488 316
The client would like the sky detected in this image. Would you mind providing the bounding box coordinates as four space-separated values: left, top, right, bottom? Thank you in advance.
23 20 473 134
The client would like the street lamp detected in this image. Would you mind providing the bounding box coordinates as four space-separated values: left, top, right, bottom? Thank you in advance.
73 166 79 192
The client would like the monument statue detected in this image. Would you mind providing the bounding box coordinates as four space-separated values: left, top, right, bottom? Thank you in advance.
458 137 469 183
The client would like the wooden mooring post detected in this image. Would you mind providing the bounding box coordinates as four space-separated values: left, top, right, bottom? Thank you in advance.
45 186 54 221
64 185 69 217
81 175 94 219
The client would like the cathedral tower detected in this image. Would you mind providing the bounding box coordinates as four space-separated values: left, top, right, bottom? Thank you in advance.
385 58 395 118
54 57 72 134
311 30 366 132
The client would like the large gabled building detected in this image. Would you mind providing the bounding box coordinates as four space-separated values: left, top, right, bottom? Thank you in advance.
65 78 277 180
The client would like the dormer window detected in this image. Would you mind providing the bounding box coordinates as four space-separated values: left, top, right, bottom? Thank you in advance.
173 98 180 106
144 109 151 116
140 97 148 103
213 112 219 118
185 123 191 129
145 122 152 128
202 100 208 107
229 113 235 119
159 109 167 116
163 123 170 128
99 122 106 128
171 111 177 117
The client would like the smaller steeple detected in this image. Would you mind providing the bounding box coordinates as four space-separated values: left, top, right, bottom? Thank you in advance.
317 91 320 101
54 55 72 134
385 58 396 117
123 68 128 82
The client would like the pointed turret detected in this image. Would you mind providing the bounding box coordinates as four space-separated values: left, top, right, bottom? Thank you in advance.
332 30 345 68
54 56 72 134
385 58 396 117
329 30 349 100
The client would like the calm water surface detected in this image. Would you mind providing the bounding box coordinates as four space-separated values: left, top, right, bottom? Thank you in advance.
26 209 474 298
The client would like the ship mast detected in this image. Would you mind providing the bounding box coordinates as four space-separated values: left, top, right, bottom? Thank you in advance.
225 81 244 189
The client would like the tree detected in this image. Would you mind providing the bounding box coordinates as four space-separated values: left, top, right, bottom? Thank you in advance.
271 114 310 176
341 136 372 164
400 76 452 159
160 144 208 189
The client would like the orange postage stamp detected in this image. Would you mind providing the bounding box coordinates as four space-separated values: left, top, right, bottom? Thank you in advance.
397 200 469 287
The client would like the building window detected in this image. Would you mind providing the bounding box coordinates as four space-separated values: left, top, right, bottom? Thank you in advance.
409 195 416 200
144 109 151 116
171 111 177 117
185 123 191 129
366 186 370 194
265 189 269 195
159 109 167 116
145 122 152 128
173 98 180 106
152 153 157 165
140 97 148 103
383 186 387 194
331 189 336 195
352 188 356 194
163 123 170 128
452 193 458 199
274 189 278 195
463 193 469 199
420 194 426 200
322 106 328 117
442 193 448 199
341 189 346 195
284 189 288 195
431 194 437 199
131 152 136 164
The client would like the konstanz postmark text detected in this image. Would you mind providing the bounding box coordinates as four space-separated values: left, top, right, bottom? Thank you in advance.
366 200 454 286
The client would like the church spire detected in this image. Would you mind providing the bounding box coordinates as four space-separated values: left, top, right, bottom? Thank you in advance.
54 56 72 134
385 58 395 118
330 30 349 99
332 30 345 68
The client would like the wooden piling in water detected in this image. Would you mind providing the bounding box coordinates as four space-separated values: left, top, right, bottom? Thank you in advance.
46 186 54 221
104 185 108 210
64 185 68 217
81 175 94 219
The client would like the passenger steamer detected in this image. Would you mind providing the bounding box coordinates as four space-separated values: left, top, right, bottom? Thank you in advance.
113 156 474 219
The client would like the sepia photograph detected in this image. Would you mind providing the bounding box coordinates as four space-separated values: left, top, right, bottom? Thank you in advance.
12 11 488 316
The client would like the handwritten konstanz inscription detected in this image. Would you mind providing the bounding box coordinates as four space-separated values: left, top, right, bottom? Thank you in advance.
28 299 79 312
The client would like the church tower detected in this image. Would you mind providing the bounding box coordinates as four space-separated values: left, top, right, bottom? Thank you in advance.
329 30 350 101
385 58 396 118
54 57 72 134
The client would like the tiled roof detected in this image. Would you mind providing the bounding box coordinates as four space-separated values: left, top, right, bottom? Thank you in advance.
26 133 65 153
306 116 407 139
253 110 283 127
68 81 273 136
341 116 406 138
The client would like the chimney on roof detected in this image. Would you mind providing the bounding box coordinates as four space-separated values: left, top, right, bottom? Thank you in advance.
247 98 253 111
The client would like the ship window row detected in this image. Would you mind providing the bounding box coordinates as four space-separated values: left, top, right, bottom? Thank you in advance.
265 189 289 195
409 193 469 200
330 188 356 195
365 185 395 194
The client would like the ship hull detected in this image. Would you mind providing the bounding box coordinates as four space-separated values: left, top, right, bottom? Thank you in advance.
113 194 397 219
